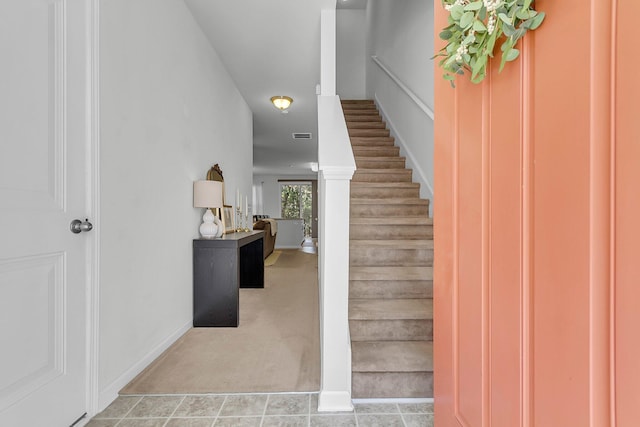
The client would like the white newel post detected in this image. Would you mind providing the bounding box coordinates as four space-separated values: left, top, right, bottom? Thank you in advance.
317 95 355 411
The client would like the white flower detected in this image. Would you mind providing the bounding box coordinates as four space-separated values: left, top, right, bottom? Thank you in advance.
483 0 502 12
487 13 497 34
446 0 469 10
455 44 468 63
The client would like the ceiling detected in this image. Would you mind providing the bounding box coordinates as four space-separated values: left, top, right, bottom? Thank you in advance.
184 0 367 176
184 0 327 176
336 0 368 10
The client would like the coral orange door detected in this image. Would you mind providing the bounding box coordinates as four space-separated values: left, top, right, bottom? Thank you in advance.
433 1 640 425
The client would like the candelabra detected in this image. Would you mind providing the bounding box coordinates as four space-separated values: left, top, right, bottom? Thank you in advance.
236 206 243 233
244 213 250 232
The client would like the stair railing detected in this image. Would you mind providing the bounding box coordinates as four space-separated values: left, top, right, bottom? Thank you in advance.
371 55 435 208
317 94 356 411
371 55 434 120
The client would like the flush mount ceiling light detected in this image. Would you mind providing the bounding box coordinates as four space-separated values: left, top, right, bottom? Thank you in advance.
270 96 293 112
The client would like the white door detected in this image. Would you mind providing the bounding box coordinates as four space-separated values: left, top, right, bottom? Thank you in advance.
0 0 92 425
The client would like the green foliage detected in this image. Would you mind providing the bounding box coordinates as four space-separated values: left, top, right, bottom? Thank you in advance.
281 185 301 219
281 184 313 237
435 0 545 87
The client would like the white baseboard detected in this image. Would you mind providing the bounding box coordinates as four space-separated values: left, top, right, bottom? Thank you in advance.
318 391 354 412
374 94 434 205
96 320 191 412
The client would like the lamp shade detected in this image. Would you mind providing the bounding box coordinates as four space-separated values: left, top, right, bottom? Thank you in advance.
193 180 223 208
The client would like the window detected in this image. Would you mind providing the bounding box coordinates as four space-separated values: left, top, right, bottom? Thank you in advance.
280 182 312 237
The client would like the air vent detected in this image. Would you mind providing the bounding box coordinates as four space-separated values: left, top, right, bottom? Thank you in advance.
292 132 312 140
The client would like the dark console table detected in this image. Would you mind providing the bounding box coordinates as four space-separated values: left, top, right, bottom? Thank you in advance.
193 231 264 327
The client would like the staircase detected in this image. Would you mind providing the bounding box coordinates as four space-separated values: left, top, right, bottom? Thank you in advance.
343 99 434 398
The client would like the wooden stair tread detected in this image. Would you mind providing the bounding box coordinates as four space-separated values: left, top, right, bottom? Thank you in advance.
350 129 391 135
349 240 434 249
350 136 394 142
355 156 405 160
341 110 380 116
342 104 378 110
351 181 419 187
345 115 383 122
353 169 411 176
352 146 399 151
350 298 433 320
351 142 396 147
352 148 400 157
353 152 400 157
347 122 387 129
350 266 433 281
351 217 433 225
350 198 428 206
352 341 433 372
354 168 411 173
341 99 374 104
343 113 377 115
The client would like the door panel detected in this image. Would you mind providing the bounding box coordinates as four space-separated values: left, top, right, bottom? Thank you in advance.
0 0 90 425
615 3 640 425
434 0 640 425
0 254 64 403
487 61 522 427
0 0 64 211
455 80 483 426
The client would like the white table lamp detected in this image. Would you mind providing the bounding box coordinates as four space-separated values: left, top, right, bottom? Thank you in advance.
193 180 224 238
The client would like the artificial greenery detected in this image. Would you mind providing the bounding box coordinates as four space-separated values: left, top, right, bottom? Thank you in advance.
436 0 545 86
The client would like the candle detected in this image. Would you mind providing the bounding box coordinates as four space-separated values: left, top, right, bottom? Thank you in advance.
236 188 240 210
245 195 248 215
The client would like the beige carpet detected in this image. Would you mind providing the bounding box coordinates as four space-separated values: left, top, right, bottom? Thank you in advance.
264 250 281 266
120 250 320 394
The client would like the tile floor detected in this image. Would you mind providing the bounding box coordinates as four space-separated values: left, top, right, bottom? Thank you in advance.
87 393 433 427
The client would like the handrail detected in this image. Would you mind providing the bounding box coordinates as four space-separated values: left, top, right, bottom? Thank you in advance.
317 96 356 175
371 55 435 121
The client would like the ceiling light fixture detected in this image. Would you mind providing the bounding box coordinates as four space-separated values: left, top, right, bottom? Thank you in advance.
270 96 293 112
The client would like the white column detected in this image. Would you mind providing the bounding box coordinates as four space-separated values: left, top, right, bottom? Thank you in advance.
317 94 355 411
318 171 353 411
320 8 336 96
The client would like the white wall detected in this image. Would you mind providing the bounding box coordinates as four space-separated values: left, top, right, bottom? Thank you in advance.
365 0 434 208
336 10 366 99
253 174 317 219
99 0 252 408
